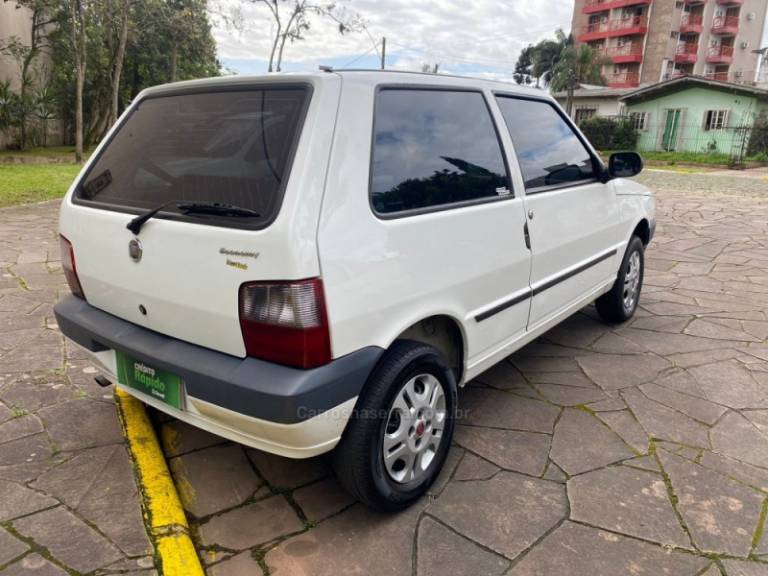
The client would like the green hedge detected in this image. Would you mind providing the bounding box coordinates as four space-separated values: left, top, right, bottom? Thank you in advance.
579 116 638 151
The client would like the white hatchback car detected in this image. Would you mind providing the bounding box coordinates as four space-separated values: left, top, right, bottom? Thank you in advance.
55 70 655 510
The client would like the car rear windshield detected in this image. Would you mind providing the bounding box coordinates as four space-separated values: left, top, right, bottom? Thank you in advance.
75 86 310 228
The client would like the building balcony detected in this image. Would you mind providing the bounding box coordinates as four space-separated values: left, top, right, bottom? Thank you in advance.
675 43 699 63
683 0 705 4
711 14 739 34
680 13 704 34
716 0 742 5
582 0 651 14
606 70 640 87
602 43 644 63
579 16 648 42
706 44 734 63
704 71 730 81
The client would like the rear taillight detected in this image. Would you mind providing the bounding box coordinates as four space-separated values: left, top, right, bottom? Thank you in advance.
239 278 331 369
59 235 85 300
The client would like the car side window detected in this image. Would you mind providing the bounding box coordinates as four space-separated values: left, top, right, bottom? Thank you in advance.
495 96 597 193
370 89 511 215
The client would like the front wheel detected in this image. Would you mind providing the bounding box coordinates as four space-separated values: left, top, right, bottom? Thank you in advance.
331 340 457 511
596 235 645 323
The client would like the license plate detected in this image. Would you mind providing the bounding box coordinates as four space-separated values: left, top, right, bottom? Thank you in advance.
115 352 183 410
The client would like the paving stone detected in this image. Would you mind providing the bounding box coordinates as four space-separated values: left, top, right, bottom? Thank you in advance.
622 388 710 448
266 502 425 576
428 472 566 559
526 370 596 388
160 419 226 458
587 397 627 411
458 387 559 433
475 360 527 390
543 461 567 482
293 478 355 523
506 521 708 576
454 425 549 476
622 329 734 356
12 506 122 573
659 450 764 557
687 360 768 409
0 553 68 576
0 479 57 522
209 551 263 576
667 348 742 368
576 353 672 390
533 383 608 406
246 449 329 490
32 445 117 506
0 373 73 413
416 516 509 576
623 455 661 473
511 354 582 374
590 331 649 354
698 451 768 493
742 410 768 436
711 411 768 469
569 465 690 547
39 399 123 451
685 319 761 342
453 452 499 481
597 409 649 453
721 560 768 576
550 409 633 475
0 526 28 565
170 444 262 518
0 414 43 444
698 565 722 576
199 495 303 550
428 444 463 498
639 383 728 425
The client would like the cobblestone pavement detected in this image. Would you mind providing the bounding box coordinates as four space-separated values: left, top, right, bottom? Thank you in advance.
159 174 768 576
3 168 768 576
0 205 154 575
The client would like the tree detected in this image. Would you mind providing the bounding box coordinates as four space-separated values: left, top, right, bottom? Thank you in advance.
513 45 533 85
0 0 57 148
248 1 363 72
550 43 609 116
110 0 134 125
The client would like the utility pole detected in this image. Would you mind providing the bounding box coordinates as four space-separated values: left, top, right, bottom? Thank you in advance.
381 37 386 70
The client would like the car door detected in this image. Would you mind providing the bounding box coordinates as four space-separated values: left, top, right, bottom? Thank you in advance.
318 85 532 373
494 94 622 329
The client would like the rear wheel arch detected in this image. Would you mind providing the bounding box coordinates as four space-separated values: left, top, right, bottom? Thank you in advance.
393 315 466 384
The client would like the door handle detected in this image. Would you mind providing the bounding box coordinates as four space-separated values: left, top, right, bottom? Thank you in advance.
528 209 535 220
523 221 531 250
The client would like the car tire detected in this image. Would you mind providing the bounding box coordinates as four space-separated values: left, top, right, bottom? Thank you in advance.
596 235 645 324
331 339 457 512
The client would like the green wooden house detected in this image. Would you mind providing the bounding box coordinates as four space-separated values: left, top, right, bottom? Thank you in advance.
619 76 768 156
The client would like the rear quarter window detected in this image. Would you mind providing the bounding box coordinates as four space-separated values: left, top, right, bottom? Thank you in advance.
370 88 511 216
75 86 310 228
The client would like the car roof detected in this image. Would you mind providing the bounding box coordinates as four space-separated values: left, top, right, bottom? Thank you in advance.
137 69 554 101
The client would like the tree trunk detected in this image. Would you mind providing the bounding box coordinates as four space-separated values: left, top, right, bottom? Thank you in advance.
566 85 574 117
111 0 130 126
268 27 280 72
169 42 178 82
75 65 84 162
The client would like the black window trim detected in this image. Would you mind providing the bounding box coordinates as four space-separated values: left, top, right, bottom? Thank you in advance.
71 82 314 231
492 91 607 196
368 84 515 220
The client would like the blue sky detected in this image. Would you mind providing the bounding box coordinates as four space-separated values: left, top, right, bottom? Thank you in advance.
212 1 768 82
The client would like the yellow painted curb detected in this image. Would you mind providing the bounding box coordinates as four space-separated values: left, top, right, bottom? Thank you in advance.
114 389 205 576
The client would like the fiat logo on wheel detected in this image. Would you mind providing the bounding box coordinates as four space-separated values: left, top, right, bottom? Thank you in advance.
128 238 143 262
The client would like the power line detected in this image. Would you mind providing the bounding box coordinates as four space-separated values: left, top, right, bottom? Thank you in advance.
339 42 381 69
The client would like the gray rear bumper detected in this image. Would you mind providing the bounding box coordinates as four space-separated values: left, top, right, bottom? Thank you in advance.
54 295 382 424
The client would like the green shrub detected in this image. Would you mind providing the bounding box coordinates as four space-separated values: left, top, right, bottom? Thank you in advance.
747 112 768 157
580 116 638 151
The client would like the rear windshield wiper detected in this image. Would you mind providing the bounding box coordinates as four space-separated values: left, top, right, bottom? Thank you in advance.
126 201 261 235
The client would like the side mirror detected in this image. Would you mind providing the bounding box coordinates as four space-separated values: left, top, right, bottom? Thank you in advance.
608 151 643 178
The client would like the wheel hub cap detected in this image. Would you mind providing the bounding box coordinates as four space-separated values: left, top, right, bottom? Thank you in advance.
623 250 641 312
382 373 447 484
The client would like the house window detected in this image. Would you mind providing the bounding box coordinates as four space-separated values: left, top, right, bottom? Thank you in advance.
574 107 597 124
629 111 649 131
704 109 728 130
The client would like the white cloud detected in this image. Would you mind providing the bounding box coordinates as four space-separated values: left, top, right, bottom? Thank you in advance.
211 0 574 75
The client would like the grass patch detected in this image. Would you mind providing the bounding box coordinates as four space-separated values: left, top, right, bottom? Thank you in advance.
0 164 82 208
0 146 94 160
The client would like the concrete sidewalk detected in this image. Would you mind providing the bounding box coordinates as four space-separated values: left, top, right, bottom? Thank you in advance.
0 203 153 575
